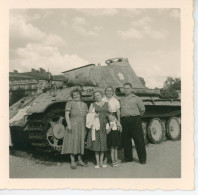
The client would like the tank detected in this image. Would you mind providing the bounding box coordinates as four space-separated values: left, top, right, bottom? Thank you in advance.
9 58 181 151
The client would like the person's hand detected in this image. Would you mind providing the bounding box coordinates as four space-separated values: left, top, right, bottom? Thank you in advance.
106 128 111 134
117 121 121 126
67 124 72 132
110 123 114 128
94 113 99 118
117 123 122 132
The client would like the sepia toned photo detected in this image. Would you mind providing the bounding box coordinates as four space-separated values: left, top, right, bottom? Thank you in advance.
9 8 181 178
0 0 194 190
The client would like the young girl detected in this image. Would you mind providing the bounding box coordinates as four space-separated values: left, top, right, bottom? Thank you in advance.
106 113 122 167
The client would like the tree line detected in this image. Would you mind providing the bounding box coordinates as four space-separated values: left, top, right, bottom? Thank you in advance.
138 76 181 99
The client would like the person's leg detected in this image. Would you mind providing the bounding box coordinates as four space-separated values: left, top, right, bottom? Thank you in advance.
99 151 104 165
95 151 100 168
103 152 107 165
101 152 108 168
121 118 133 161
77 154 87 166
132 116 147 164
77 154 82 162
70 154 76 169
114 146 118 162
110 147 115 164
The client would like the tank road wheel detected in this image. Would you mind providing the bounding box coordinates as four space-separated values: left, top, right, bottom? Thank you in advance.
142 121 148 144
147 118 165 144
46 116 65 151
166 117 181 141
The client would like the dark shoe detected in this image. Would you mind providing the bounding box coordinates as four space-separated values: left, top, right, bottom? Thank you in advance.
121 159 133 163
140 161 146 164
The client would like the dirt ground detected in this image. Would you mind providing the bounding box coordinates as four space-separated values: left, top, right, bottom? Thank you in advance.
9 140 181 178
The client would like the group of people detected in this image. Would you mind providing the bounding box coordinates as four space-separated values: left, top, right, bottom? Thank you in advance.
61 83 147 169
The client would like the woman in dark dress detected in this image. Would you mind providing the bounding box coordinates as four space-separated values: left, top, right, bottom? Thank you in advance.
86 91 109 168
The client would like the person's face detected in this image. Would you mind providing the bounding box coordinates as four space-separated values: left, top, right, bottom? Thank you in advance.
106 88 114 98
94 92 102 102
124 85 132 95
72 92 81 101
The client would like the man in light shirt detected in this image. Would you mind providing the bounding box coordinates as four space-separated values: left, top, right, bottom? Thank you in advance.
120 82 146 164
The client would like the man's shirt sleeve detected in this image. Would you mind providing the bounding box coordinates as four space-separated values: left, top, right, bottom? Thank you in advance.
137 97 145 112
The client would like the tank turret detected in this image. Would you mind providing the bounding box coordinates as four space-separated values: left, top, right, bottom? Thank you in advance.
61 58 144 88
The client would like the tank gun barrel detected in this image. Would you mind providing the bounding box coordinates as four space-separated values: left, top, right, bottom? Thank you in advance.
51 75 68 82
115 87 160 97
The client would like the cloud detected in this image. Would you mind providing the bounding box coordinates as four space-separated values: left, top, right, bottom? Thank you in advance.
61 20 68 27
131 17 152 27
121 9 144 17
76 9 119 16
157 9 180 20
10 43 88 74
94 26 103 31
131 50 180 88
10 14 45 42
10 12 66 47
117 28 143 39
44 34 66 46
143 26 168 40
71 16 101 37
73 17 87 25
117 16 168 40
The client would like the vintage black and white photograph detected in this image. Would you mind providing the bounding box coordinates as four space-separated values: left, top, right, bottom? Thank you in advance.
8 8 182 179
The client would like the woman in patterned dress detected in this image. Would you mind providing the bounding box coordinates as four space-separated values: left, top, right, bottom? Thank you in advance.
86 91 109 168
61 88 88 169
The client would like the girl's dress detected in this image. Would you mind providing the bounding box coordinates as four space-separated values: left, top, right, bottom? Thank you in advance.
86 102 109 152
61 100 88 155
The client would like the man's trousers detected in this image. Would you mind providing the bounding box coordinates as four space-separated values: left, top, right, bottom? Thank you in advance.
121 115 146 163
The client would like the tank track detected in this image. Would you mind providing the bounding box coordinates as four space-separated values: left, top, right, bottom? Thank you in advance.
24 105 66 151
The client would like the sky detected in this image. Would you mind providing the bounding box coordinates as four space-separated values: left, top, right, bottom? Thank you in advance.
9 9 180 88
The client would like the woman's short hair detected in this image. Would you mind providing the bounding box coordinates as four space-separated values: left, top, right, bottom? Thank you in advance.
71 88 82 98
105 86 114 95
93 90 103 97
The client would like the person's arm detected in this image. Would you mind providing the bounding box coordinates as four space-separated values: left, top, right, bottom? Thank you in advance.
116 108 121 123
84 102 88 114
106 123 111 134
65 102 72 131
116 99 121 123
137 97 145 117
89 103 99 118
65 111 72 132
89 103 94 113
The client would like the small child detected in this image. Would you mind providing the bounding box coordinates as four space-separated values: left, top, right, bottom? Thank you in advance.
106 113 122 167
